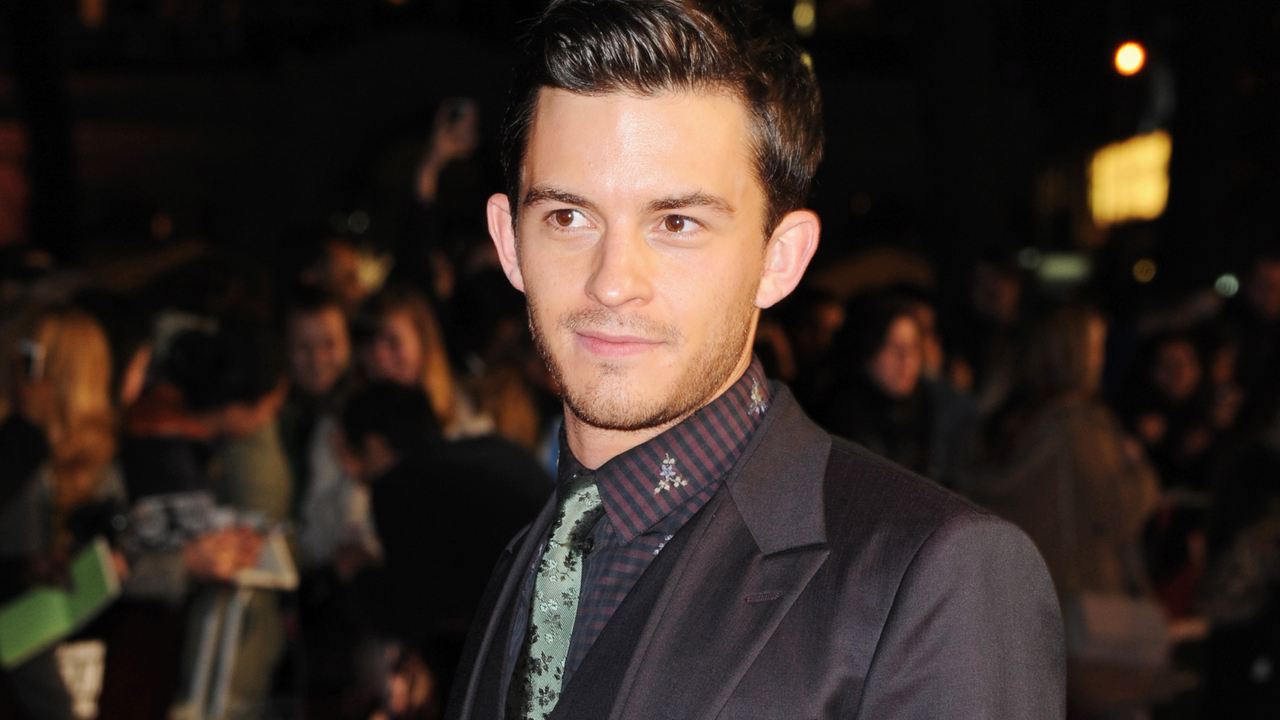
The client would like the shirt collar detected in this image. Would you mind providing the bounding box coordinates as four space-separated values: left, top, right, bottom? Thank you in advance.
556 356 773 543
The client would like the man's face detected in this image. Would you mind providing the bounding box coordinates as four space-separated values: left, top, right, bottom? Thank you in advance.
287 307 351 397
501 90 773 431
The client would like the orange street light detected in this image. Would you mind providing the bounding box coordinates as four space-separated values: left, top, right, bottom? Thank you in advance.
1115 42 1146 76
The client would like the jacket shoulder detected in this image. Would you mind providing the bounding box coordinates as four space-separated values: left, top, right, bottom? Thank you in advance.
822 435 1026 556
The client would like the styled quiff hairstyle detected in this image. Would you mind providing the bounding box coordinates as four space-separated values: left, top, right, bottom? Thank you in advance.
501 0 824 236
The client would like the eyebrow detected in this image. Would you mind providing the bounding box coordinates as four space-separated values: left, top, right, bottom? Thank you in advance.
522 185 737 218
642 191 737 217
522 186 600 215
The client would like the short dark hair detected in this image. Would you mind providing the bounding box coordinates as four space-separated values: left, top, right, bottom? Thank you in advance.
501 0 823 236
284 284 345 321
341 382 441 458
165 311 286 412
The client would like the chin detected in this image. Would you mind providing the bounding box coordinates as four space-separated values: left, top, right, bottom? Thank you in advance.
564 386 684 432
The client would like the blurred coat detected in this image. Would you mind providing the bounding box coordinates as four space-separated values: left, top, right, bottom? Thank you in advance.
966 395 1161 599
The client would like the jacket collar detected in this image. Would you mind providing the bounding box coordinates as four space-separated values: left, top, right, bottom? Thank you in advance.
726 382 831 554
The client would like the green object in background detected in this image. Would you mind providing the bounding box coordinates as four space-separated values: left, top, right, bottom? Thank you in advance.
0 538 121 668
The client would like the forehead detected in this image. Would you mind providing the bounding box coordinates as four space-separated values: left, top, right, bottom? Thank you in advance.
523 88 759 207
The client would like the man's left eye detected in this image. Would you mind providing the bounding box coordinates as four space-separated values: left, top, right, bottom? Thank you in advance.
662 216 696 233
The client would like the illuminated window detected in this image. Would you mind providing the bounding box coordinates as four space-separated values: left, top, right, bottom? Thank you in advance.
1088 130 1172 227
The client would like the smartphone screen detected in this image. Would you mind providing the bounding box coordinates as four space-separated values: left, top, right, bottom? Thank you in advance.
18 339 44 382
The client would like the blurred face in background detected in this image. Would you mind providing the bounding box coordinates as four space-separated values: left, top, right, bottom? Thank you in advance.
287 306 351 397
972 262 1022 326
364 310 422 387
1153 338 1202 404
908 301 944 380
868 315 923 399
321 239 366 313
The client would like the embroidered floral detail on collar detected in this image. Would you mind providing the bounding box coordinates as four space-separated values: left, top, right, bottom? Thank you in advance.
749 378 769 417
653 454 689 495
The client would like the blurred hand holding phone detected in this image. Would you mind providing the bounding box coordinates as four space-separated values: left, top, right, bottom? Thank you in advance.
13 339 55 427
18 339 43 382
416 97 480 203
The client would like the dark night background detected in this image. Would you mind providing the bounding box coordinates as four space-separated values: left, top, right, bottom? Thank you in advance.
3 3 1280 719
0 0 1277 302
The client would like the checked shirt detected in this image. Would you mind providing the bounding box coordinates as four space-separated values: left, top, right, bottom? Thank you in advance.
505 358 773 713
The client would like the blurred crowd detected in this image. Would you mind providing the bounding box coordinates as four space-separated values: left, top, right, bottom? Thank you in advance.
0 99 1278 720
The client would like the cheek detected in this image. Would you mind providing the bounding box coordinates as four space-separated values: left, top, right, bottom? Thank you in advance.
659 252 760 323
397 333 423 369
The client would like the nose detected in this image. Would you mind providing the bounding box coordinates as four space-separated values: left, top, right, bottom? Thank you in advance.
584 230 653 310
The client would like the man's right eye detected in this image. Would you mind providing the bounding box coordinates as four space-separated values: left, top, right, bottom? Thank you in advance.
551 209 587 228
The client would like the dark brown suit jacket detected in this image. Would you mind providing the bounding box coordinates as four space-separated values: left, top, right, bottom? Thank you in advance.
446 386 1065 720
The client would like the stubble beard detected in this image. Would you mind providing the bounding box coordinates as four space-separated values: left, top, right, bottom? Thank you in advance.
527 291 757 432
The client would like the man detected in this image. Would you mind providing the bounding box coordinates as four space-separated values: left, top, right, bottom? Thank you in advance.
447 2 1064 719
336 382 548 644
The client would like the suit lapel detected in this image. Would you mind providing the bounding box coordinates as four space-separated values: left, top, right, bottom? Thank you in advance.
610 389 833 720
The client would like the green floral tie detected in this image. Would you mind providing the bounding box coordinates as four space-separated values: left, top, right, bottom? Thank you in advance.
510 472 604 720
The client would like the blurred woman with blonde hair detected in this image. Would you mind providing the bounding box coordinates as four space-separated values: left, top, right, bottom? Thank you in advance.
1 306 118 548
358 286 492 438
0 306 120 720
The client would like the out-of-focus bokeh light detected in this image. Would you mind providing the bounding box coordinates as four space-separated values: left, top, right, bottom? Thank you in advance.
1089 130 1172 227
347 211 370 235
1039 253 1092 284
1017 247 1043 270
1115 42 1146 76
1215 273 1241 297
151 213 174 241
1133 258 1157 283
793 0 817 38
79 0 106 28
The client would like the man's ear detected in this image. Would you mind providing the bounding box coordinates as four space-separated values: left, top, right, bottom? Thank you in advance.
487 193 525 293
756 209 820 309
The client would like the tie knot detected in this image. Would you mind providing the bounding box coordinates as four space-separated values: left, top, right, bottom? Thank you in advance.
553 472 604 547
560 471 599 509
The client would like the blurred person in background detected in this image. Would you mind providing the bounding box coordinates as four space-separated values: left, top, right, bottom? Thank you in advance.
950 255 1025 413
1203 326 1246 438
1226 254 1280 436
102 310 289 720
277 287 387 720
335 382 546 717
817 294 933 476
278 286 372 567
1122 333 1217 492
1199 407 1280 719
357 286 491 439
903 288 981 487
1119 333 1215 622
815 292 976 485
777 288 845 414
300 237 370 317
963 304 1163 719
448 270 545 452
387 97 487 307
0 307 122 720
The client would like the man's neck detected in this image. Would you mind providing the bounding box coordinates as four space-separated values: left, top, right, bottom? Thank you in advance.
563 352 754 470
